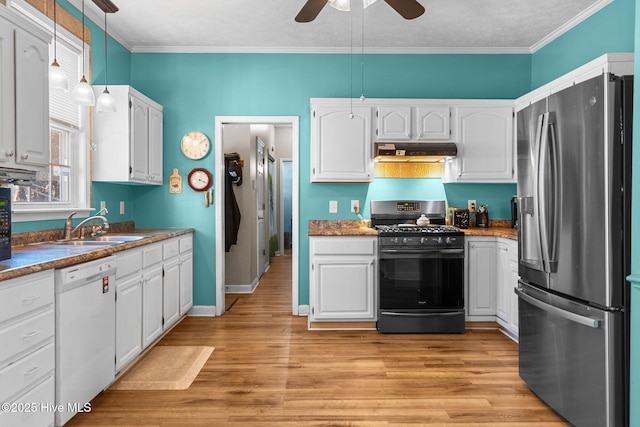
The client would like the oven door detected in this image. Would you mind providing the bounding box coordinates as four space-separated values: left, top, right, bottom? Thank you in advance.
378 247 464 310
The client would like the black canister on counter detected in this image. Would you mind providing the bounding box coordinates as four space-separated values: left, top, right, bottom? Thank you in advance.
511 195 518 229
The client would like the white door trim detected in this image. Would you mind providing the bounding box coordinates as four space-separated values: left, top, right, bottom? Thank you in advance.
214 116 300 316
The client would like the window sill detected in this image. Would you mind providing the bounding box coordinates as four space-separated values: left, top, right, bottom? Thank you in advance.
12 208 94 222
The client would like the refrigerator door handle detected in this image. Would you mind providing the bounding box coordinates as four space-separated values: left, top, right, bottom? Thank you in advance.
515 287 600 329
537 112 559 273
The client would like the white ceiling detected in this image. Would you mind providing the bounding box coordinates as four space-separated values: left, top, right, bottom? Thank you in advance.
68 0 609 54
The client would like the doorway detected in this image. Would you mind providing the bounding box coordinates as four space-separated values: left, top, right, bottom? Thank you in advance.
214 116 299 317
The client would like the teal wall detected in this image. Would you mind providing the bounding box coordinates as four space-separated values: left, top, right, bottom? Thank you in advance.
124 53 530 306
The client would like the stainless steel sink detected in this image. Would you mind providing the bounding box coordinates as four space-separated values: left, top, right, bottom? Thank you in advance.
53 240 123 246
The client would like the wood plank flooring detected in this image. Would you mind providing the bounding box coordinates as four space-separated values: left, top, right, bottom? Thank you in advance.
67 252 570 426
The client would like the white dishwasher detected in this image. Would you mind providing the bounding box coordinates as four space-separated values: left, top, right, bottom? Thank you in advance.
55 256 117 426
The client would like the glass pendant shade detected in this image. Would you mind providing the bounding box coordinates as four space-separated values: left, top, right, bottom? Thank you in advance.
49 60 68 91
72 76 95 106
362 0 378 8
96 88 116 113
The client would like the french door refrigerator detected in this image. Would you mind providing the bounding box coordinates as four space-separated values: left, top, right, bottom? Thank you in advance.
516 73 632 427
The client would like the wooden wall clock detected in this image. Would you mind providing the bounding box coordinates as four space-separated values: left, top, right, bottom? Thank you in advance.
187 168 212 191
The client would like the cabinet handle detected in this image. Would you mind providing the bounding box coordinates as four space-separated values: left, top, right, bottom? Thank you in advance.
5 150 14 158
24 366 41 376
23 330 40 338
21 153 29 160
22 295 40 304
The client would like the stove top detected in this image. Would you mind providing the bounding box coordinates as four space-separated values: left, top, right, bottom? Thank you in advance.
375 224 462 236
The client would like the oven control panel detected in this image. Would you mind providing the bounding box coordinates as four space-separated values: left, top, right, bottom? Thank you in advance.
379 235 464 249
396 202 421 212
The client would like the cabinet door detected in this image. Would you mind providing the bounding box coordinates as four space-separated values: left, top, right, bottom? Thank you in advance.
130 95 149 182
376 106 411 140
163 258 180 330
147 105 163 184
311 105 372 182
455 107 513 181
496 243 510 322
179 252 193 315
14 28 49 168
115 275 142 372
142 266 163 348
467 240 497 316
0 18 15 165
310 257 375 321
415 106 451 140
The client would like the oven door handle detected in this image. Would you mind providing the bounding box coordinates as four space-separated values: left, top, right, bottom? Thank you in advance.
380 311 462 317
380 248 464 258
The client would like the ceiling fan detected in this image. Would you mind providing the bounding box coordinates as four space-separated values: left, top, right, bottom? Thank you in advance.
295 0 425 23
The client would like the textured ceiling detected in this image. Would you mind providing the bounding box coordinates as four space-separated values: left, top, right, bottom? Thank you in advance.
68 0 609 53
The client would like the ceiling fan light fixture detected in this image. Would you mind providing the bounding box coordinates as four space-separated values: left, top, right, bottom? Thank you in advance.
328 0 350 12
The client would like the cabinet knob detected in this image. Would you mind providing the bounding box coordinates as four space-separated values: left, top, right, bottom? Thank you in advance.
5 150 14 158
21 153 29 160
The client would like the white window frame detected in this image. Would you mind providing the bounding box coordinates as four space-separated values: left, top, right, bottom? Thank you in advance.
9 0 92 222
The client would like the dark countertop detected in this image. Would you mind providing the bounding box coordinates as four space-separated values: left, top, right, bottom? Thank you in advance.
0 228 194 282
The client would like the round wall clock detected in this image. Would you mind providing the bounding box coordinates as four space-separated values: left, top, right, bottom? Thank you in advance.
181 131 210 159
187 168 213 191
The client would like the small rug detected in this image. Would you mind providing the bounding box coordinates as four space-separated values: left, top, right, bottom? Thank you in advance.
111 346 214 390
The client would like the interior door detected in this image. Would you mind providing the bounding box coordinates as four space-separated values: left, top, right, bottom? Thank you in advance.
257 138 266 276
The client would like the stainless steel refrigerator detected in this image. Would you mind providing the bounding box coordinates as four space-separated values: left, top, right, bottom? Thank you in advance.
516 73 633 427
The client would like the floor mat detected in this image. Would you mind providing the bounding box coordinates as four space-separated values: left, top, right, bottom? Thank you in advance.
110 346 214 390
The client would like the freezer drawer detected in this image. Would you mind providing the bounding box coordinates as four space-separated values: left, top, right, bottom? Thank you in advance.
517 282 625 427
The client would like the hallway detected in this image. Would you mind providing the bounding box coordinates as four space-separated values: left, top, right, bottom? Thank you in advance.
68 252 569 426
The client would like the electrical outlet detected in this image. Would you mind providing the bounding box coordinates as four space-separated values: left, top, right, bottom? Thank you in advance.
329 200 338 213
468 200 477 213
351 200 360 213
120 201 125 215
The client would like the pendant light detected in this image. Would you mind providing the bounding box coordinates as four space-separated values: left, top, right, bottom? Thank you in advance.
95 10 116 112
71 0 95 106
49 0 68 91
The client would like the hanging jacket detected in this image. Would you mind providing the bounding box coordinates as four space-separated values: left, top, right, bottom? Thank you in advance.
224 153 242 252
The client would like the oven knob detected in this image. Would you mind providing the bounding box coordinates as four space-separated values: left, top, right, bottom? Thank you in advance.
391 237 399 245
420 237 427 244
445 237 452 245
402 237 409 245
436 237 443 245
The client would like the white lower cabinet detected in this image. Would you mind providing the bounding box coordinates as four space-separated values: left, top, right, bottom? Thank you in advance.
466 238 497 318
496 240 519 338
466 236 519 339
178 235 194 315
309 236 377 322
141 244 164 348
0 270 55 427
115 249 143 372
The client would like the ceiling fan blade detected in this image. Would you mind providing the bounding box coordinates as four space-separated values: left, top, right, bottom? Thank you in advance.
383 0 425 20
295 0 329 22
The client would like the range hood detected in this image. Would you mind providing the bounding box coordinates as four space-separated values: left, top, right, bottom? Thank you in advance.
374 142 458 163
0 167 37 185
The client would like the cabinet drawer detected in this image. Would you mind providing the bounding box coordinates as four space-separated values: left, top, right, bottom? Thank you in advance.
0 374 54 427
311 237 376 256
142 244 163 268
116 249 142 279
0 309 54 365
179 235 193 253
0 271 54 324
163 239 179 260
0 342 54 403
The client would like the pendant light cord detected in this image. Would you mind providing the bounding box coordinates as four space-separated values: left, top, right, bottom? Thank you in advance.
104 12 108 89
349 7 353 117
53 0 57 59
361 4 365 99
81 0 85 79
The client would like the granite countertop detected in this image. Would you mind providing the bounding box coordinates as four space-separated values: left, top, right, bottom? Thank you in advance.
309 220 378 236
309 219 517 240
1 227 194 282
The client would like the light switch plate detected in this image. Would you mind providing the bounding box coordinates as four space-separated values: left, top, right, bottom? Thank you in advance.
329 200 338 213
120 201 125 214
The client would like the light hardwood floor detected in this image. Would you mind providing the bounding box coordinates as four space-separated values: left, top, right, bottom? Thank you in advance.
67 251 570 426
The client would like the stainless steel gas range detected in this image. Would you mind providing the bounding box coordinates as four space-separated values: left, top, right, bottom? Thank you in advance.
371 200 465 334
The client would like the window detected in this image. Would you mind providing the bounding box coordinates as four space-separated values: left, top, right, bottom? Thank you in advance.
10 0 91 221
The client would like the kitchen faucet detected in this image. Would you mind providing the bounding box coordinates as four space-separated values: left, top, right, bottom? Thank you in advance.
63 208 110 240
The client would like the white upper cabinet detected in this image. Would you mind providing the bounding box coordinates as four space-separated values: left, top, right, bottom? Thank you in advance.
375 104 452 141
92 85 163 185
443 105 514 183
0 9 50 170
311 101 373 183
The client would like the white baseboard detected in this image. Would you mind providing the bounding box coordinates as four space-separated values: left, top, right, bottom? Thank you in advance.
225 277 259 294
188 305 217 316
